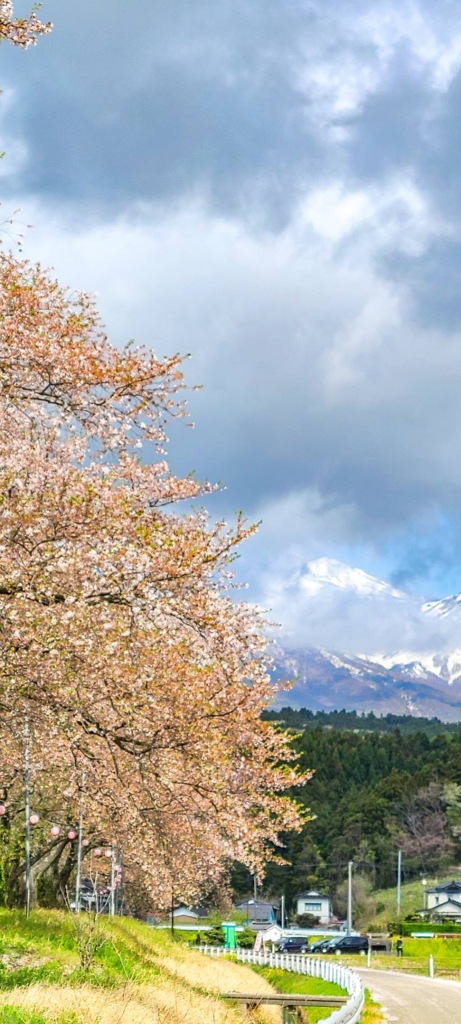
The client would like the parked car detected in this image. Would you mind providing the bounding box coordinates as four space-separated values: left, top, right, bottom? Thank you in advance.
323 935 369 955
277 935 309 953
309 937 336 953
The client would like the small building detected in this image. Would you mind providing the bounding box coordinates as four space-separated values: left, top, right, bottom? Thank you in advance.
423 880 461 920
295 889 332 925
235 899 277 928
169 905 209 924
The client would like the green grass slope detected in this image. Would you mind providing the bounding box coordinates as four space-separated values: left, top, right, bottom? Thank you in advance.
0 909 278 1024
370 871 461 927
0 910 372 1024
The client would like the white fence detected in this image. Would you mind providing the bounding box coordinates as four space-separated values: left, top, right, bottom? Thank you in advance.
199 946 364 1024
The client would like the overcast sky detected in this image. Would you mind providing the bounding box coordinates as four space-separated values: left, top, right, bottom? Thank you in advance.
3 0 461 651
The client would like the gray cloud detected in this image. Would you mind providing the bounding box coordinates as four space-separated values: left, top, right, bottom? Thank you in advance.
3 0 461 630
0 0 324 219
6 0 456 224
16 195 461 538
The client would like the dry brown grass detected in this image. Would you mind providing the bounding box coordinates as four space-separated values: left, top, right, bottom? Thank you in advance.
0 966 281 1024
0 915 282 1024
107 920 282 1024
154 946 276 996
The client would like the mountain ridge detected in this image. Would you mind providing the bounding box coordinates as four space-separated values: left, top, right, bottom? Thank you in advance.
272 645 461 722
271 558 461 721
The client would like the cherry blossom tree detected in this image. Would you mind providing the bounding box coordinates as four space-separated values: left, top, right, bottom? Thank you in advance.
0 6 310 909
0 1 51 48
0 254 310 907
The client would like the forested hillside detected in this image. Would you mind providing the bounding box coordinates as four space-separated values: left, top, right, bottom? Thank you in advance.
234 714 461 919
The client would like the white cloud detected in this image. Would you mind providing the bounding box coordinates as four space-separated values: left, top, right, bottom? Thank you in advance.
10 185 461 519
2 0 461 654
293 0 461 161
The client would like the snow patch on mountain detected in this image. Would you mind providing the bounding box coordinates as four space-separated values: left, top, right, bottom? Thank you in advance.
423 595 461 619
300 558 404 598
272 645 461 721
370 650 461 686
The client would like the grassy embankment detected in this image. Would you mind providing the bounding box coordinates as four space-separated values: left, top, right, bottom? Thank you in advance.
0 909 378 1024
0 909 283 1024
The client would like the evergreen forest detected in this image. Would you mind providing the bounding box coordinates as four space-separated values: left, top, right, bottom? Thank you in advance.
233 711 461 919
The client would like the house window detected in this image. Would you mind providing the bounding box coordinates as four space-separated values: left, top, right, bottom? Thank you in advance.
304 902 322 912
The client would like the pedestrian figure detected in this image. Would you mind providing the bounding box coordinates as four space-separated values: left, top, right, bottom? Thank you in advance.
194 933 201 946
396 938 403 957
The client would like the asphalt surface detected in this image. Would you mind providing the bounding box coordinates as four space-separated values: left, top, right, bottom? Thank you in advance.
357 968 461 1023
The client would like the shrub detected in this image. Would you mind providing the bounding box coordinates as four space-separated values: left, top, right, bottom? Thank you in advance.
296 914 320 928
237 928 255 949
203 925 225 946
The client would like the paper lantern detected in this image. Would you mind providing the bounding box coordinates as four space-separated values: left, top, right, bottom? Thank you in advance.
0 805 6 816
30 813 39 825
82 838 89 847
94 847 102 857
67 830 77 840
105 849 112 858
51 825 60 837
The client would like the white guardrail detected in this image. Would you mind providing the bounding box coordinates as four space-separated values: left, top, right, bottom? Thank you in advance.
199 946 364 1024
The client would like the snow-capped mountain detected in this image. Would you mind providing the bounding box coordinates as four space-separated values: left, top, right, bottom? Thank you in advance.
266 558 461 720
272 646 461 722
299 558 403 599
372 651 461 687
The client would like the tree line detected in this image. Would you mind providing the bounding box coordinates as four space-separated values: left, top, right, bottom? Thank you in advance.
234 716 461 915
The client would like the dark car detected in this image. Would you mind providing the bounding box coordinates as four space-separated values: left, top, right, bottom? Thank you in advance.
277 935 309 953
309 937 337 953
323 935 369 955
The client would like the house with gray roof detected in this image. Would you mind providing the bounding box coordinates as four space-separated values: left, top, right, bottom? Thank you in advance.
422 879 461 920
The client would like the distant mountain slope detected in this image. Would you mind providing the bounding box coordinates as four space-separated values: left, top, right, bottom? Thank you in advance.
272 647 461 722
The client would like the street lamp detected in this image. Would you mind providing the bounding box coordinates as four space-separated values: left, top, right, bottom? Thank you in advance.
422 878 427 914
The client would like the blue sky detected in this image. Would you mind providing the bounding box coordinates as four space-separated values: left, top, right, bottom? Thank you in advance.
3 0 461 648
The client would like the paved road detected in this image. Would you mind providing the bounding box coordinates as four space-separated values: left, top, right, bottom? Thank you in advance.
357 968 460 1024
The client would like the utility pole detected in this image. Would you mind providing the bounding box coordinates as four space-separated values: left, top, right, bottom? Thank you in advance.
422 877 427 914
75 774 85 914
280 894 285 930
24 716 31 918
347 860 353 935
253 874 257 900
397 850 402 917
170 888 175 938
110 846 116 917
